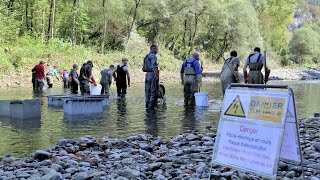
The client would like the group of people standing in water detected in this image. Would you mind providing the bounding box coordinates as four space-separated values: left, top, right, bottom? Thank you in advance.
32 45 270 109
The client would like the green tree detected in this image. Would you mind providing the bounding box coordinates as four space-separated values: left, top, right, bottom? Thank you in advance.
289 24 320 64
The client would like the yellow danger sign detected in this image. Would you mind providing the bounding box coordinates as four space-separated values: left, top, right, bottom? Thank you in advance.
224 95 245 117
248 96 285 123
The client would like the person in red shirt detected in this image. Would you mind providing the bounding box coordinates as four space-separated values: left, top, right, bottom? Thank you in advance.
32 60 46 90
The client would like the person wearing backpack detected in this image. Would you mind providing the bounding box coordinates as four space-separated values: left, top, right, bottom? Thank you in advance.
143 45 159 109
113 58 130 98
243 47 270 84
180 52 202 106
220 50 240 96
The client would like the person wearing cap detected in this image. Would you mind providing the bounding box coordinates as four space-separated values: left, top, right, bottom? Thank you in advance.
180 52 202 106
100 64 115 96
70 64 80 94
113 58 130 98
243 47 270 84
32 60 46 90
79 60 97 95
46 65 60 88
220 50 240 96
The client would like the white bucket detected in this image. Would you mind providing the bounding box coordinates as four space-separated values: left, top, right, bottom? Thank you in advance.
194 92 208 107
90 85 101 95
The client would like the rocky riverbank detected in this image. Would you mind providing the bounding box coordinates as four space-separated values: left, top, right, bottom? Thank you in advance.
1 67 320 89
0 117 320 180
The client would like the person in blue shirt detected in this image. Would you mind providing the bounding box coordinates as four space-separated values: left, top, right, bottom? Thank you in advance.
46 65 60 88
144 45 159 109
180 52 202 106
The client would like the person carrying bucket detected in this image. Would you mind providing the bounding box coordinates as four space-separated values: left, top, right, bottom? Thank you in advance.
180 52 202 106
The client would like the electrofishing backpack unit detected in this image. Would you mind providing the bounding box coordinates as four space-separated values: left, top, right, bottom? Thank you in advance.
142 54 153 72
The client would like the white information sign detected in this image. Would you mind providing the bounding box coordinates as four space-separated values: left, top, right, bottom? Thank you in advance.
280 95 301 163
212 86 301 179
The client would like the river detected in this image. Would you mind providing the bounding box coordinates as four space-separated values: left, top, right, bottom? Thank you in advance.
0 80 319 157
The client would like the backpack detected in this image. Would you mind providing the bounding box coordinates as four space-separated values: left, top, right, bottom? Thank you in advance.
142 54 153 72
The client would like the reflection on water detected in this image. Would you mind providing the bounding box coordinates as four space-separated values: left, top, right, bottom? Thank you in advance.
0 80 319 156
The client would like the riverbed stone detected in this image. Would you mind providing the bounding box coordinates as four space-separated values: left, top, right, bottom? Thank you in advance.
40 172 62 180
33 150 52 161
157 157 173 163
3 156 14 164
238 172 251 180
307 164 320 170
313 142 320 152
117 167 141 179
186 134 199 141
139 143 152 151
148 163 162 171
16 171 31 178
58 139 68 147
221 171 234 178
311 176 320 180
65 168 78 174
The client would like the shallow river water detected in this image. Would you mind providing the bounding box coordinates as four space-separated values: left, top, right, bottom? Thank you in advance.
0 80 319 157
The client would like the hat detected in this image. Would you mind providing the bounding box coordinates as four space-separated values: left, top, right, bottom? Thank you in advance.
87 60 94 67
73 64 78 68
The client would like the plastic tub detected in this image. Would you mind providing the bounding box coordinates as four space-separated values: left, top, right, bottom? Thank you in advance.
63 98 104 115
10 100 41 119
194 92 208 107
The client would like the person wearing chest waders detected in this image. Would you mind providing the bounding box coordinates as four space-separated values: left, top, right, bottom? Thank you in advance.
143 45 159 109
220 50 240 96
32 60 46 91
113 58 130 98
100 65 115 97
243 47 271 84
79 60 97 95
69 64 80 94
180 52 202 106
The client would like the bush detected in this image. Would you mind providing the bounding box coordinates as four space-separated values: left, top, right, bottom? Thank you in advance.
289 24 320 64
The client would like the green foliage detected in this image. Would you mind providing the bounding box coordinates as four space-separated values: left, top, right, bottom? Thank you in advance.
0 0 317 72
254 0 298 52
289 24 320 64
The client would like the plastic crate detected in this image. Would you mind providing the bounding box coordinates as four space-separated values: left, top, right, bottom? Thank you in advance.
82 95 109 107
0 100 11 117
10 100 41 119
63 98 104 115
48 95 78 107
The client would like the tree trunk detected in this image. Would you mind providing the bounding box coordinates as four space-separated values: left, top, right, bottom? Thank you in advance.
125 0 142 51
51 0 56 39
72 0 78 46
47 0 53 41
25 0 29 32
30 0 34 34
7 0 15 16
41 7 45 43
101 0 107 53
182 19 187 49
189 13 199 54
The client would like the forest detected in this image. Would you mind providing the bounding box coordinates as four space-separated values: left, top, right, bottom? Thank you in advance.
0 0 319 75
